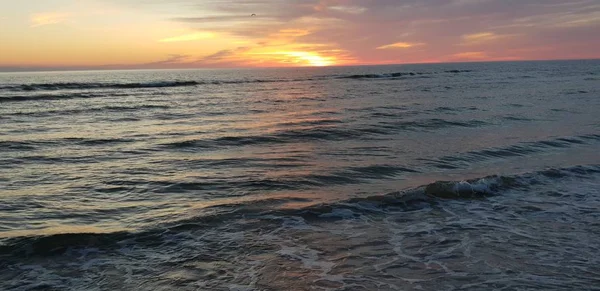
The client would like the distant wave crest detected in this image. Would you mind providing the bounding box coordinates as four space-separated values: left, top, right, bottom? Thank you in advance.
0 81 201 92
0 69 475 95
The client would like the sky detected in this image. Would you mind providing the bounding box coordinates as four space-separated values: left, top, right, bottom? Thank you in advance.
1 0 599 70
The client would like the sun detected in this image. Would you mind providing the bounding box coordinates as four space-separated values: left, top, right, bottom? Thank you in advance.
284 51 335 66
250 50 336 67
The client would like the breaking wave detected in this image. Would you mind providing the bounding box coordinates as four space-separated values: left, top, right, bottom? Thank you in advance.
2 164 598 257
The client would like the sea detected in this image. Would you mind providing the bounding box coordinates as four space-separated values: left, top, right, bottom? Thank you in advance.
1 60 599 290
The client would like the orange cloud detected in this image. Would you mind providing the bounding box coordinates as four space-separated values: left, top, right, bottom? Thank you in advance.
461 32 516 45
30 12 69 27
376 42 425 49
273 29 310 38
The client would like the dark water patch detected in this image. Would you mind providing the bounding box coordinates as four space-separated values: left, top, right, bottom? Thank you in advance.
107 117 142 122
347 165 420 178
550 108 573 112
369 112 405 118
338 72 429 80
0 92 110 102
162 135 281 150
507 75 536 79
161 139 213 150
379 118 488 131
0 137 134 153
346 105 409 113
422 134 600 169
336 69 472 80
565 90 589 95
502 115 535 121
580 134 600 141
103 104 171 111
62 137 136 146
160 129 353 150
209 79 290 85
0 81 201 92
425 106 479 115
444 69 472 73
4 105 170 118
105 176 318 195
302 165 419 186
0 232 132 257
0 140 42 151
0 200 47 211
177 157 308 169
154 179 303 193
432 106 456 113
217 135 284 146
94 186 135 194
276 118 344 127
555 137 586 144
101 164 418 196
161 118 489 151
13 154 128 165
0 91 171 103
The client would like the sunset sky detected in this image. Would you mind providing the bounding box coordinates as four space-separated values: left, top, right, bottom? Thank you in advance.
1 0 599 70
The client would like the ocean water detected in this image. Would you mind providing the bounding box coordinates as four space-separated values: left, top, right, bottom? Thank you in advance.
1 60 599 290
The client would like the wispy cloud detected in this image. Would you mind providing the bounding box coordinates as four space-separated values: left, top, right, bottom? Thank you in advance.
159 32 215 42
143 54 192 66
451 51 487 59
30 12 69 27
500 8 600 29
376 42 425 49
461 32 516 45
273 29 311 38
328 6 367 14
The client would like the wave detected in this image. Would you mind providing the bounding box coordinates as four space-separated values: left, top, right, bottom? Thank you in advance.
0 92 113 102
338 72 430 79
5 104 171 117
161 118 488 150
0 91 173 103
0 137 135 152
421 134 600 169
0 69 476 95
0 81 201 92
337 70 472 80
2 164 598 257
102 164 418 194
0 79 295 93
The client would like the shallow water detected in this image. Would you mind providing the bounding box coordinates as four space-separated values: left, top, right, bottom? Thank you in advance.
1 60 599 290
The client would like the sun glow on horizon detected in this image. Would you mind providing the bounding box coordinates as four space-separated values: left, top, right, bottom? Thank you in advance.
249 51 336 67
280 51 335 66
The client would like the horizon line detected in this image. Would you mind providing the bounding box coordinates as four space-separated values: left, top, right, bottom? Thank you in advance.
1 58 598 74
